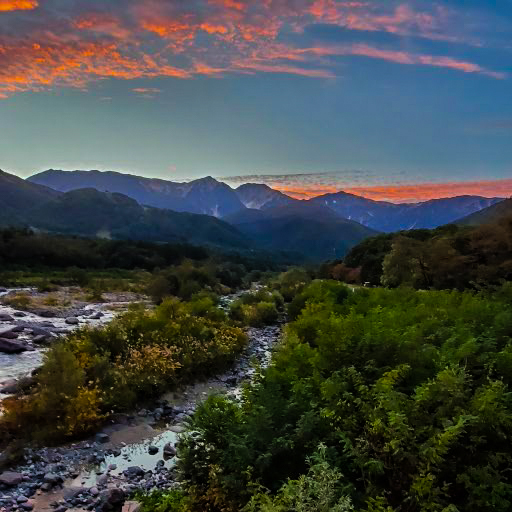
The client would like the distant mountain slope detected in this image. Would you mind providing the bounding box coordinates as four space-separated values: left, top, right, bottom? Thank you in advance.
0 171 248 248
456 198 512 226
28 170 245 218
310 192 503 232
0 169 61 223
235 183 297 210
230 202 377 260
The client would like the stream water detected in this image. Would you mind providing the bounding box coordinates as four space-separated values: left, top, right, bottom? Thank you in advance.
0 288 134 392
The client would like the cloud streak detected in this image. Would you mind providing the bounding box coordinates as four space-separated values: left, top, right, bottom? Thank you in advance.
0 0 38 12
222 173 512 202
0 0 507 98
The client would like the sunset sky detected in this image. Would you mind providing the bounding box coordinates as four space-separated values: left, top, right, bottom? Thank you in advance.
0 0 511 202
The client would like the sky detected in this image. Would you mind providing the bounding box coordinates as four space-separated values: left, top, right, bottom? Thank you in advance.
0 0 511 202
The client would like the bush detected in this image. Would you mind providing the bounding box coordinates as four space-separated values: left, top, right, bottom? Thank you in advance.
1 298 247 443
177 283 512 512
228 289 282 327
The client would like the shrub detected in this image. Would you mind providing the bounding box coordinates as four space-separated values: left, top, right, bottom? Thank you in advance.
1 298 247 443
177 283 512 512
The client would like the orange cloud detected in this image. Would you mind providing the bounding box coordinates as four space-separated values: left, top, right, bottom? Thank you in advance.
0 0 506 98
271 179 512 203
0 0 37 12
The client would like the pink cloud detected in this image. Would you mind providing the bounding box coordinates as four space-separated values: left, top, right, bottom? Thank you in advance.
0 0 506 98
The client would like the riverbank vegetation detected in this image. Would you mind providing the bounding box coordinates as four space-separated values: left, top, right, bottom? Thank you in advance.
336 214 512 289
0 296 247 444
162 281 512 512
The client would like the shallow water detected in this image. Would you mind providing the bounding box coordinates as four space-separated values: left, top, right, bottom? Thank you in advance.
0 288 128 392
78 430 178 487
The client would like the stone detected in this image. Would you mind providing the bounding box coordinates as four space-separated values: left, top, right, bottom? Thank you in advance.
30 327 50 336
0 313 14 322
123 466 144 479
122 501 142 512
0 472 24 486
11 326 25 333
98 488 125 511
148 445 159 455
169 425 185 434
32 334 49 344
0 329 18 339
13 312 26 317
20 501 34 511
0 379 18 394
43 472 63 486
0 338 27 353
163 443 176 458
95 433 110 444
65 317 79 325
63 487 87 500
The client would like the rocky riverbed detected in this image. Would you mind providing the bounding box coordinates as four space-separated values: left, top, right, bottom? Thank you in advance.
0 288 145 397
0 323 282 512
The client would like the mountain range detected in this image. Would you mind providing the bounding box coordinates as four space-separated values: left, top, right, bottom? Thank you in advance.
0 168 507 261
29 169 503 233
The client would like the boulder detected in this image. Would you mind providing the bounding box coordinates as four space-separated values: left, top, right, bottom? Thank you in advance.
95 433 110 444
0 329 18 339
0 313 14 322
163 442 176 458
0 338 27 354
98 488 125 511
123 466 144 479
33 334 50 344
43 472 63 486
0 471 24 486
65 317 79 325
0 379 18 394
148 445 159 455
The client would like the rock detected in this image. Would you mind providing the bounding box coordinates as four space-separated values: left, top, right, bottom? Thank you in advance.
65 317 79 325
0 329 18 339
90 487 99 496
63 487 88 500
32 334 49 344
163 443 176 458
95 433 110 444
43 472 63 486
98 488 125 511
0 313 14 322
55 506 68 512
0 338 27 353
0 379 18 394
90 312 104 320
123 466 144 479
13 312 26 317
38 310 55 318
30 327 50 336
0 472 24 486
97 474 108 487
148 445 159 455
11 326 25 333
169 425 185 434
0 287 7 292
122 502 141 512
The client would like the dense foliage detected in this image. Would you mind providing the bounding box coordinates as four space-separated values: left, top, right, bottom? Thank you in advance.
175 281 512 511
229 289 284 327
0 297 247 443
339 216 512 289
